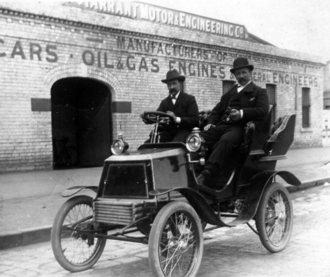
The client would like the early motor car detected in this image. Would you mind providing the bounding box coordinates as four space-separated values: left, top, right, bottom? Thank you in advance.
51 108 300 277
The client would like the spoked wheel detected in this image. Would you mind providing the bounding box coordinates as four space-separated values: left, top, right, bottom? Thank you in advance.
256 182 293 253
148 201 203 277
51 195 106 272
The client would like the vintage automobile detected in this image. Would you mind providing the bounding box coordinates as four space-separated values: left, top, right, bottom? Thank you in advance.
51 109 301 277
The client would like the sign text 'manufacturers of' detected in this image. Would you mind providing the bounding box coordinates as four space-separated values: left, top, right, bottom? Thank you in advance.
66 1 248 40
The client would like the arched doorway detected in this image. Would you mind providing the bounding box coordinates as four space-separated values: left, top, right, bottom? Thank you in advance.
51 77 112 168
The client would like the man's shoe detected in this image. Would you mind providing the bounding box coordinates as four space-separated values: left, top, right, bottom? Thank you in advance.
197 170 211 186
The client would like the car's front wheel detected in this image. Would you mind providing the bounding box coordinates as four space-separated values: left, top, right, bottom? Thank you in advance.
51 195 106 272
148 201 203 277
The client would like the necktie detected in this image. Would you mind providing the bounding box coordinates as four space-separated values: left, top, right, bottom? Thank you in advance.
171 95 176 105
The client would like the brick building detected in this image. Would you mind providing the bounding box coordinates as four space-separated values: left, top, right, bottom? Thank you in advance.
0 1 325 172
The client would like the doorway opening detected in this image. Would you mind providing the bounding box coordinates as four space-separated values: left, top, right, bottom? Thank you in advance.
51 77 112 168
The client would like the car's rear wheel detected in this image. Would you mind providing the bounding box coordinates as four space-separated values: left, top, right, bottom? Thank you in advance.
256 182 293 253
51 195 106 272
148 201 203 277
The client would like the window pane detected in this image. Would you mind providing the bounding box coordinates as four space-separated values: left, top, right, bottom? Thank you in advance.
266 84 276 123
302 88 310 106
302 106 310 127
302 88 310 127
266 84 276 105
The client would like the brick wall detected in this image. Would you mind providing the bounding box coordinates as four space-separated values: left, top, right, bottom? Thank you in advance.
0 2 325 172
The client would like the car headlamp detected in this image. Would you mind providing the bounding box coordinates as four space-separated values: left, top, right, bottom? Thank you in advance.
186 128 203 152
111 134 129 155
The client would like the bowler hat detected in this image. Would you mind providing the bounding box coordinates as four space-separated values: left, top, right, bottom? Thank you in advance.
230 57 254 74
161 69 186 83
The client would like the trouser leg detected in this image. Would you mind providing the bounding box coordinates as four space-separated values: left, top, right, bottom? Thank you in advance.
171 129 191 143
201 125 244 175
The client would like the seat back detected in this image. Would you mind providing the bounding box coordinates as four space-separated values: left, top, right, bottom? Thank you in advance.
250 105 274 151
241 121 255 157
263 114 296 156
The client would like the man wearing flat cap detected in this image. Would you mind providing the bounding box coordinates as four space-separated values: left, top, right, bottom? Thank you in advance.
142 69 199 143
198 57 269 188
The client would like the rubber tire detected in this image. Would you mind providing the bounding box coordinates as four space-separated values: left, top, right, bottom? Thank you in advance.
256 182 293 253
51 195 106 272
148 201 203 277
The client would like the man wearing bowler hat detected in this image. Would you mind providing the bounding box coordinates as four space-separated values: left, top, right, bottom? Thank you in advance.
142 69 199 143
197 57 269 188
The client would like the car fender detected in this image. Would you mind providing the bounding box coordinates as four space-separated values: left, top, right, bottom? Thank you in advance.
150 188 231 227
242 170 301 220
179 170 300 226
61 186 98 197
150 170 300 227
249 170 301 187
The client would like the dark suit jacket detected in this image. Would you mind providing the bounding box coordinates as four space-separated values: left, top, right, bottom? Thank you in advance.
207 82 269 126
157 91 199 130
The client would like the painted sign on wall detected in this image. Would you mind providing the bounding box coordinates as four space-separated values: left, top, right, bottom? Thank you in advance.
0 36 320 87
65 1 248 40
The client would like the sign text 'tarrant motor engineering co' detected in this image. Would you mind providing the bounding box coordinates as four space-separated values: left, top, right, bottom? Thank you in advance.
66 1 248 40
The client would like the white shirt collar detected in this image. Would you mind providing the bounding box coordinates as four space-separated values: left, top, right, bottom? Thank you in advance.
237 81 251 92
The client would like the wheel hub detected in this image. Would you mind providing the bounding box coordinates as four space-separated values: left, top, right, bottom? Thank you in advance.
266 208 276 225
274 202 286 223
168 237 189 251
178 239 188 250
72 222 92 241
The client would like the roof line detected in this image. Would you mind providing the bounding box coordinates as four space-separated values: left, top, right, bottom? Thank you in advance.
248 32 275 46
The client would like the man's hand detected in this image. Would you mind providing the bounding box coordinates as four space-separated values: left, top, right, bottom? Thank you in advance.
230 109 241 122
204 124 215 131
140 112 148 124
166 111 177 123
